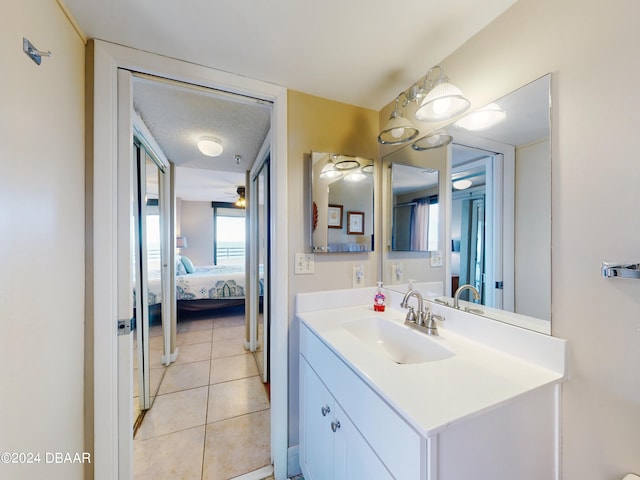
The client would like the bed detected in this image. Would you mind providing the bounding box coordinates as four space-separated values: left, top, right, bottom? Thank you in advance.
144 256 262 315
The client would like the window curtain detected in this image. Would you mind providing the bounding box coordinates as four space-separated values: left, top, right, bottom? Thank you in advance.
410 197 430 251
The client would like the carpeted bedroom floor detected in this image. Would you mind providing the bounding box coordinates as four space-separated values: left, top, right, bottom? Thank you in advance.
132 307 271 479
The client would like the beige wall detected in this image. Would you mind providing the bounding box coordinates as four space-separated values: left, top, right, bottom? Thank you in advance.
286 90 379 443
179 200 215 265
380 0 640 477
0 2 86 480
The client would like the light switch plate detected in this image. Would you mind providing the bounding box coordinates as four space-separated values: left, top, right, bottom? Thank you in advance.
295 253 315 274
430 251 443 267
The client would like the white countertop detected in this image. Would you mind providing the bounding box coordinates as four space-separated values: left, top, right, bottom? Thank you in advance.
297 296 567 438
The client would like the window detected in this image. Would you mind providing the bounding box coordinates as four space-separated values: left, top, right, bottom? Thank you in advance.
213 206 246 265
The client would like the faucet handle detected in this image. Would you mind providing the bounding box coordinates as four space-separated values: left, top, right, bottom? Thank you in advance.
404 306 417 324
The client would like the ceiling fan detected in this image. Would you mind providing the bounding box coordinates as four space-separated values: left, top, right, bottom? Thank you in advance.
234 186 246 208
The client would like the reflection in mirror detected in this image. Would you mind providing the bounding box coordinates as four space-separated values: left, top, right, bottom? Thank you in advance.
311 152 374 253
382 145 448 287
391 164 439 252
382 74 551 334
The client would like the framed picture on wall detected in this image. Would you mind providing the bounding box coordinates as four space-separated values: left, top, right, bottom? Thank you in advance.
327 204 343 228
347 211 364 235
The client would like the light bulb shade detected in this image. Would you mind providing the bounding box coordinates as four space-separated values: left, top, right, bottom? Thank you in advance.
378 111 419 144
412 130 452 151
344 170 366 182
320 157 344 179
454 103 506 131
176 236 187 248
415 82 470 122
334 156 360 170
197 136 223 157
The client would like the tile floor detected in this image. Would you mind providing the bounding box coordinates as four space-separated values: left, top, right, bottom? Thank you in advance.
133 308 271 480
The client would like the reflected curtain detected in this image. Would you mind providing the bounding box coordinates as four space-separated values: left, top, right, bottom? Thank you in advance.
410 197 430 250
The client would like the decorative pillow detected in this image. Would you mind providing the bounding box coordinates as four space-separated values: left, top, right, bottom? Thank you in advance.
175 256 187 276
181 255 195 274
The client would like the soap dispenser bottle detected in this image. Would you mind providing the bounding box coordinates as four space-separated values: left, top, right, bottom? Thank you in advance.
374 282 386 312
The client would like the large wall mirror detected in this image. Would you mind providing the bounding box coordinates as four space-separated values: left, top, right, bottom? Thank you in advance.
382 74 551 334
310 151 374 253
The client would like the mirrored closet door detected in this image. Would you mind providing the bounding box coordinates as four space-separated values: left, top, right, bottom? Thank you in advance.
132 140 171 426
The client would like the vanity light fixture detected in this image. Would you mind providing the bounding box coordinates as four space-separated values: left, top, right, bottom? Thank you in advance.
414 66 471 122
377 92 420 145
412 129 453 151
454 103 506 131
197 136 223 157
320 154 344 179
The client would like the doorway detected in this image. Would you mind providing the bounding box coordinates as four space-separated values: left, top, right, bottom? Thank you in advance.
89 42 289 480
128 73 273 478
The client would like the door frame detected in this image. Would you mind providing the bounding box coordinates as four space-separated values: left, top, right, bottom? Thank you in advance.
89 39 289 479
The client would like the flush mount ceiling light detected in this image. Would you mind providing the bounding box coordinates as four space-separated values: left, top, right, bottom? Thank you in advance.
453 179 473 190
197 136 223 157
378 92 419 145
320 154 343 179
454 103 507 131
412 129 453 151
414 66 471 123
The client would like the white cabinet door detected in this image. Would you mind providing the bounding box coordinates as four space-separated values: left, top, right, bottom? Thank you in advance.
301 358 393 480
300 359 335 480
333 402 394 480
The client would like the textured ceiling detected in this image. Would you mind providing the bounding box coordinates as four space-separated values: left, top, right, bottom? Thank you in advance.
133 75 271 201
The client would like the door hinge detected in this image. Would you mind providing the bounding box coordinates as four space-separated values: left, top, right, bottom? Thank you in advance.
495 281 504 290
117 318 134 336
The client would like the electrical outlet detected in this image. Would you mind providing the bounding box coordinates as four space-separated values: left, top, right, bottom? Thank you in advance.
430 251 443 267
352 265 365 288
294 253 315 274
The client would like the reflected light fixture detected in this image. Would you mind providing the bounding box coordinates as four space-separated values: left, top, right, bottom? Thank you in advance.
197 136 223 157
235 186 246 208
334 155 360 170
453 179 473 190
344 169 367 182
377 92 419 145
454 103 506 131
412 129 452 151
320 154 343 179
414 66 470 123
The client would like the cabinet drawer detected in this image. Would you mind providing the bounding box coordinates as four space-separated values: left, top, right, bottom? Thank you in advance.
301 323 425 479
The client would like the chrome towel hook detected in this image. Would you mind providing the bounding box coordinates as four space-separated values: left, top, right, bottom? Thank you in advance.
23 37 52 65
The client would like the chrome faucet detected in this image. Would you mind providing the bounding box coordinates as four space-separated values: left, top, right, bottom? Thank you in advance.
453 284 481 309
401 289 425 324
400 289 440 336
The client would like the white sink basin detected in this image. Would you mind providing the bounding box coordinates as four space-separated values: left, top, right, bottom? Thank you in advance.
342 317 455 364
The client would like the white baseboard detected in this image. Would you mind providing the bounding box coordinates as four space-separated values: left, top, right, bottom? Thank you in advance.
230 465 273 480
287 445 301 478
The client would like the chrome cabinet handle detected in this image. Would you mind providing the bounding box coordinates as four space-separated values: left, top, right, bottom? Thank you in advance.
331 420 341 432
321 405 330 417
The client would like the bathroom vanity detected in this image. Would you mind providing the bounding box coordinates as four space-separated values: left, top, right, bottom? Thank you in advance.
297 287 567 480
